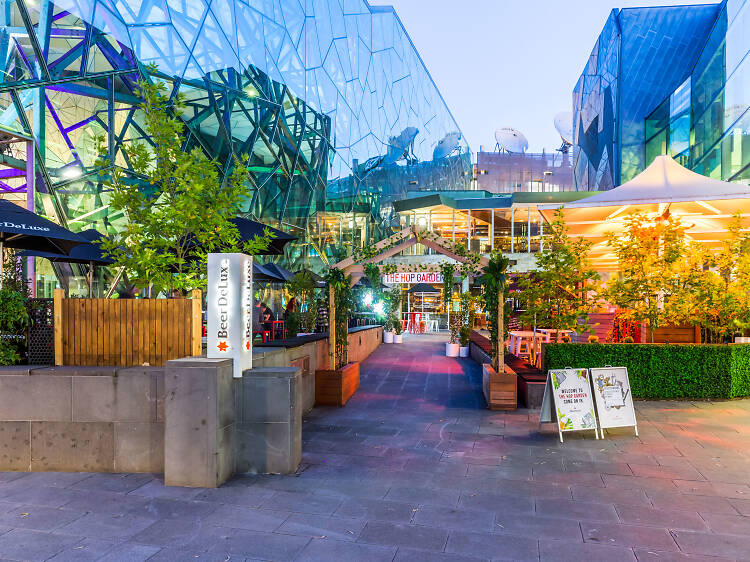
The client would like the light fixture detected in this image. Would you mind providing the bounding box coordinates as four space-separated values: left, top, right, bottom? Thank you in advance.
417 216 427 227
373 301 384 316
363 291 373 307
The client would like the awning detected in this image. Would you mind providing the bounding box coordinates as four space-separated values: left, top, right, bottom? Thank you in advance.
538 156 750 270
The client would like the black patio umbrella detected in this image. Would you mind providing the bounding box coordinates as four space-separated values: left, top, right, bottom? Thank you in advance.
254 262 285 283
0 200 87 287
231 218 296 255
263 262 294 283
19 229 114 294
406 283 440 294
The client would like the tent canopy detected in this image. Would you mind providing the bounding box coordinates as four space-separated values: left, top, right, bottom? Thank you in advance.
407 282 440 294
538 155 750 270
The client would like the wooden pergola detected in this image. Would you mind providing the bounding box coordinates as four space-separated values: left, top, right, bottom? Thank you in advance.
326 226 489 369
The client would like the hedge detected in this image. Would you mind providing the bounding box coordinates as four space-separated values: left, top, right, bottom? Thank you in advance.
544 343 750 400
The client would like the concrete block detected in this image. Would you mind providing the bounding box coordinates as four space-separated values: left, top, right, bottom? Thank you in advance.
114 422 164 473
235 366 301 474
164 358 235 488
33 366 118 377
31 421 114 472
0 421 30 470
0 375 71 421
236 421 300 474
72 373 156 422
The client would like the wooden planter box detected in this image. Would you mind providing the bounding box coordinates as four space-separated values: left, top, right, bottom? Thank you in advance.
482 363 517 410
315 361 360 406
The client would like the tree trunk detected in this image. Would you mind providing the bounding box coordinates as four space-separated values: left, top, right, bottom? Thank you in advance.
328 284 336 370
495 286 504 373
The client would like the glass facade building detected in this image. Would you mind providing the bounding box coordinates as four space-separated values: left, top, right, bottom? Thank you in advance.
573 1 749 190
475 151 575 194
0 0 470 293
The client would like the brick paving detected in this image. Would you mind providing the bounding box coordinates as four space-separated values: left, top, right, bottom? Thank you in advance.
1 333 750 561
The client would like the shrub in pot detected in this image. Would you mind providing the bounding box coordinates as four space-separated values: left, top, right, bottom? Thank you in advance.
446 312 461 357
459 325 471 357
394 319 403 343
383 316 394 343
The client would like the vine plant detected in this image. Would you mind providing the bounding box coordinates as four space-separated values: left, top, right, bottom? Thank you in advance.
326 267 354 370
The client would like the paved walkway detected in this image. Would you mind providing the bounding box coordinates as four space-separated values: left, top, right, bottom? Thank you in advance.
1 334 750 561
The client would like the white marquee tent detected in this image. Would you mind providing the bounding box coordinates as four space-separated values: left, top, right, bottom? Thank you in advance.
539 155 750 270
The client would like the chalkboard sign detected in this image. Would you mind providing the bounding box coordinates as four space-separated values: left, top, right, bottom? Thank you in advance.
589 366 638 437
539 368 599 443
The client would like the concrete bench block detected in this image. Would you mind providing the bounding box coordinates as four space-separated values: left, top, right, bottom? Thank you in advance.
235 367 301 474
114 422 164 473
31 421 114 472
0 376 72 421
164 358 235 488
72 373 157 423
0 422 30 470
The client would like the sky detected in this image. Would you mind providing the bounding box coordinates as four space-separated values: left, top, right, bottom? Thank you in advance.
369 0 719 154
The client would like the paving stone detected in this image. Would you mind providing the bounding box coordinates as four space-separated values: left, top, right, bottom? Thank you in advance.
191 525 310 560
729 498 750 516
357 520 448 551
0 505 85 531
445 530 539 561
129 517 207 547
628 463 706 481
632 548 735 561
581 521 678 550
193 485 276 506
70 473 154 493
0 529 81 562
493 511 582 541
276 513 365 541
295 537 396 561
647 491 740 515
54 511 158 540
59 489 151 515
46 538 118 561
259 490 341 515
145 548 237 561
700 512 750 535
539 538 636 561
412 504 495 532
457 491 534 514
571 484 651 507
384 485 460 507
201 505 289 532
672 479 750 499
672 529 750 558
93 542 161 562
615 504 708 531
535 498 619 522
335 498 418 522
393 547 486 562
0 485 80 508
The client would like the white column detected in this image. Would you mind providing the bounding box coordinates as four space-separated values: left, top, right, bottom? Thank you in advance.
467 209 471 250
527 207 531 253
452 211 455 242
539 210 544 252
490 210 494 253
510 207 515 253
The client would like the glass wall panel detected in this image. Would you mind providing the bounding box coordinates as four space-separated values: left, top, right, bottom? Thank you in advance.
512 207 529 253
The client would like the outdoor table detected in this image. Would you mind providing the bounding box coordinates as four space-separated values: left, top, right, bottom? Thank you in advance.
271 320 286 340
508 330 536 359
536 328 573 342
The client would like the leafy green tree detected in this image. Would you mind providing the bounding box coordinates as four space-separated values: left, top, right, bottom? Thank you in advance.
603 212 686 341
518 209 599 338
482 252 510 372
287 271 318 334
97 69 270 296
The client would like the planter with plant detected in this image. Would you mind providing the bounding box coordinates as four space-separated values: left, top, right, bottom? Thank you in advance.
446 311 461 357
383 315 394 343
288 271 318 335
316 268 359 406
0 287 29 365
481 252 516 410
459 325 471 357
394 319 403 343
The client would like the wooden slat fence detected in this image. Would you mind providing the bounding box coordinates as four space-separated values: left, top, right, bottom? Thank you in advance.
54 289 202 366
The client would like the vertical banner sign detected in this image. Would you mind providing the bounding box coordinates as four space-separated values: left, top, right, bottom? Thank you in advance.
207 253 253 378
589 366 638 436
539 368 599 442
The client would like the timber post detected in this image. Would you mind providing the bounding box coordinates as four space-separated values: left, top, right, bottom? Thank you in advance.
497 286 504 374
53 288 64 366
190 289 202 357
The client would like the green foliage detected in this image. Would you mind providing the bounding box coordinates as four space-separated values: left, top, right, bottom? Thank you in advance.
482 252 510 370
96 68 271 296
439 262 454 308
602 212 687 339
326 268 354 369
518 209 599 335
459 325 471 347
449 311 462 344
394 318 403 335
544 343 750 399
288 271 318 333
0 287 29 366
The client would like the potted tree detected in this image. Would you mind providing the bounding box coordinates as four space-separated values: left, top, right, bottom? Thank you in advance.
459 325 471 357
383 315 394 343
394 318 403 343
315 268 359 406
288 271 318 335
446 313 460 357
481 252 515 410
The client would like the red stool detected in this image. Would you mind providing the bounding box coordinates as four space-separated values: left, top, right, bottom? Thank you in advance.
272 320 286 340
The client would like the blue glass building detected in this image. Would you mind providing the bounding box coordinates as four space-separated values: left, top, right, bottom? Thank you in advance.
0 0 470 292
573 1 749 190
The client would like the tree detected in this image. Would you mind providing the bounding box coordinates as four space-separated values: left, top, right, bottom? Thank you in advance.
482 252 510 372
97 68 270 296
287 271 318 334
518 209 599 338
602 212 686 341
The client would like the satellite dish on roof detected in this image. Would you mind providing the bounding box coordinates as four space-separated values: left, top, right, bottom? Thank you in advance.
433 132 461 160
384 126 419 165
495 127 528 154
554 111 573 146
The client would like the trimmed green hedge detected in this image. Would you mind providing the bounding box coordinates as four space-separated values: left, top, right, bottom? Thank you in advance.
544 343 750 400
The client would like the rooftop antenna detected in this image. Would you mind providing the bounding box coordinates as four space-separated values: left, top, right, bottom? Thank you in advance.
554 111 573 154
494 127 529 154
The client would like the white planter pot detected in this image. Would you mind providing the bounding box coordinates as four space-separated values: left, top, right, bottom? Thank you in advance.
394 334 403 343
445 343 460 357
459 346 469 357
384 331 394 343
